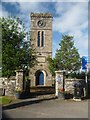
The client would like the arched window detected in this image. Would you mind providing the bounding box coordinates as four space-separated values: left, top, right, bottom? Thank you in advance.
41 31 44 47
39 72 44 85
36 71 44 85
37 31 40 47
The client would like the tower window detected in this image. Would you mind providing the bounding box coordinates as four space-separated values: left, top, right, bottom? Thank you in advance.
37 31 40 47
41 31 44 47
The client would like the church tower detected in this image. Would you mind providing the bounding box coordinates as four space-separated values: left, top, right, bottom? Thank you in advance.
30 13 53 86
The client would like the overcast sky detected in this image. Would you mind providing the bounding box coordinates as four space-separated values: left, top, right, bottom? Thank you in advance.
1 0 89 58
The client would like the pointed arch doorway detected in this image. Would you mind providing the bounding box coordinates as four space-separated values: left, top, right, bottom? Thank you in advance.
35 70 45 86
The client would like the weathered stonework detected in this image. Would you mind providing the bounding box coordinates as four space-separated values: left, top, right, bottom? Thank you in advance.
5 79 16 96
65 79 81 94
55 71 64 96
29 13 53 86
0 70 24 96
55 71 82 96
15 69 24 91
0 77 16 96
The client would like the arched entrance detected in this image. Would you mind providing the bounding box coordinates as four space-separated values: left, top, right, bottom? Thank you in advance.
35 70 45 86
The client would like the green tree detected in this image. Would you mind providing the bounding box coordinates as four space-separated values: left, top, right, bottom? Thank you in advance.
55 35 81 72
1 17 37 77
69 71 85 79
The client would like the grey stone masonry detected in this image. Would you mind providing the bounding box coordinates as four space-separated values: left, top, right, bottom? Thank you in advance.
15 69 24 91
29 13 53 86
65 79 81 94
0 77 16 96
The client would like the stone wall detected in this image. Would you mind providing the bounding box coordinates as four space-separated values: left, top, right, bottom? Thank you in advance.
0 70 24 96
0 77 16 96
0 75 83 96
5 77 16 96
55 71 82 95
65 79 82 94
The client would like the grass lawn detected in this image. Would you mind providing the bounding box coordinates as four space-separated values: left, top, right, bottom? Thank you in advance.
0 96 19 105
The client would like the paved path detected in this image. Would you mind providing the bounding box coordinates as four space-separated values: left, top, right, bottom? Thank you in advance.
2 98 88 118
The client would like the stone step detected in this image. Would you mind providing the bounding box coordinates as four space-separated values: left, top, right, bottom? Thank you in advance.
36 94 56 100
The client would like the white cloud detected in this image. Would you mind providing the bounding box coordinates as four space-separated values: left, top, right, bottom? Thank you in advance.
68 31 88 56
1 0 52 2
1 1 88 57
18 2 88 57
1 0 89 2
53 2 88 56
16 2 45 32
18 2 41 12
53 3 88 33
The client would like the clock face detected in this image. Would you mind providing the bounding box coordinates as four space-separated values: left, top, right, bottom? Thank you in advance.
37 20 46 28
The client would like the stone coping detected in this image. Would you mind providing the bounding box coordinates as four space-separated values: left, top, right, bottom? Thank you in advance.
31 12 52 18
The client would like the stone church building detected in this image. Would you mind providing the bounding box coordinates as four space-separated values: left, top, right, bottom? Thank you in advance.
29 13 53 86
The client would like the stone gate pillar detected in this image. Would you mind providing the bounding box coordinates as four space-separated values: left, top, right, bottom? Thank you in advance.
55 70 64 97
15 69 24 91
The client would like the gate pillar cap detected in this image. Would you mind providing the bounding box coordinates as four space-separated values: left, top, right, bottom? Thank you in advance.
55 70 63 73
15 69 23 72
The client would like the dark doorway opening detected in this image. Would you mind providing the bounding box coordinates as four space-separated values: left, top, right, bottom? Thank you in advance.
36 71 44 85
